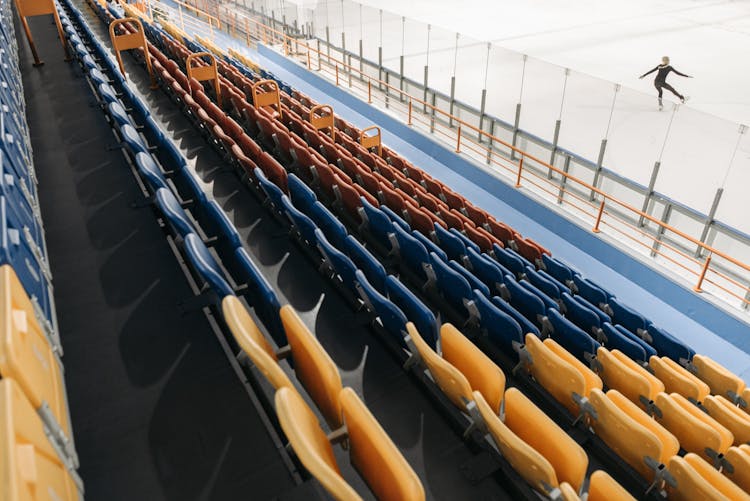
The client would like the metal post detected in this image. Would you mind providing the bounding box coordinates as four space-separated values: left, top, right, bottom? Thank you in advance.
423 65 429 113
593 199 606 233
430 92 436 133
639 161 661 226
408 99 412 125
385 72 390 108
399 55 404 101
456 126 462 152
359 39 363 80
511 103 522 161
378 46 383 90
368 81 372 103
478 88 487 141
335 64 339 86
557 154 572 204
696 188 724 257
650 203 673 257
548 119 561 177
325 26 330 58
449 76 456 128
694 254 712 292
515 156 524 187
486 121 495 165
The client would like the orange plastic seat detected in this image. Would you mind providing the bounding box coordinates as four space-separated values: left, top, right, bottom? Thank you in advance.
724 446 750 493
587 470 635 501
654 392 733 461
649 356 710 403
667 453 750 501
280 305 344 429
692 354 746 402
703 395 750 445
597 347 664 410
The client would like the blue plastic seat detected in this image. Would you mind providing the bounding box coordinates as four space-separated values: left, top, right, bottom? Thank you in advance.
524 265 562 300
315 228 358 295
183 233 233 299
492 243 526 278
288 173 317 214
647 324 695 363
573 275 613 312
134 152 169 193
502 274 549 332
120 124 149 156
107 101 134 128
89 68 109 86
537 268 571 296
466 247 509 296
82 54 99 71
609 297 649 337
381 205 410 231
155 188 194 239
391 223 433 285
344 235 386 293
561 292 603 341
434 223 466 263
96 82 118 102
281 194 317 244
449 227 481 254
355 270 408 345
491 296 540 336
548 308 600 362
449 260 490 297
541 254 576 289
0 153 37 240
411 230 447 262
474 291 523 355
143 116 166 148
360 197 394 247
572 293 612 325
199 200 243 251
255 167 285 210
385 275 439 351
601 322 649 365
430 252 477 323
519 279 559 312
233 247 287 346
309 201 347 250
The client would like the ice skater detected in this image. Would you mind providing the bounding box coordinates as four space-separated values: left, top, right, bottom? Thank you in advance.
639 56 692 110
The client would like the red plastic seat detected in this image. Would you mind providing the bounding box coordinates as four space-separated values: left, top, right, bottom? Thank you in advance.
450 208 476 230
212 124 236 152
487 218 517 246
442 189 466 211
440 209 464 231
258 152 288 193
515 237 544 265
335 174 363 221
354 166 382 199
464 225 495 253
237 133 262 160
405 205 436 236
464 203 488 227
354 184 379 208
415 190 446 215
422 176 445 200
231 144 259 177
380 183 408 216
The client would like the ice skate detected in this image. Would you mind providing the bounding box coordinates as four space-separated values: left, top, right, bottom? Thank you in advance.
658 98 663 111
680 95 690 104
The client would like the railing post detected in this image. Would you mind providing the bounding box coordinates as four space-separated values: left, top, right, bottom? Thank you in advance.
515 156 524 188
455 126 462 153
335 64 339 86
307 49 311 70
408 99 412 125
245 18 250 46
694 254 712 292
593 199 606 233
368 80 372 104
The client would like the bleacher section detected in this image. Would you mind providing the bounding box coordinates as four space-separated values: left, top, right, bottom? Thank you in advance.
7 0 750 498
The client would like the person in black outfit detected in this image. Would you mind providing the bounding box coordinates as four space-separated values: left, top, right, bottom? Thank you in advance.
639 56 692 109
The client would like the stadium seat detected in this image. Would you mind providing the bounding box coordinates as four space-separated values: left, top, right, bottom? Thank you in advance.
344 236 387 293
548 309 599 362
600 323 650 365
655 392 733 461
608 297 649 338
587 470 636 501
315 229 359 296
392 223 435 287
134 152 169 193
359 197 395 247
473 292 523 356
183 233 233 298
523 265 562 301
279 305 344 429
702 395 750 445
518 333 602 417
596 347 663 409
587 388 676 480
309 201 348 250
647 324 695 364
691 354 746 403
411 230 448 262
519 278 559 312
355 270 409 347
493 244 527 279
154 188 194 239
450 261 490 297
281 194 318 244
492 296 540 337
430 253 478 324
503 274 549 332
288 173 318 214
649 356 710 403
466 247 510 296
0 379 80 501
572 275 612 314
561 292 603 341
667 453 750 501
433 224 467 264
275 386 425 501
385 276 439 351
723 446 750 493
255 166 285 210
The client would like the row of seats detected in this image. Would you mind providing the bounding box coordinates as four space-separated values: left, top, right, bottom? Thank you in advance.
2 2 83 499
107 7 750 500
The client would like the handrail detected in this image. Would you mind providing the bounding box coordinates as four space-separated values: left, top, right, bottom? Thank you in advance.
170 0 220 27
152 0 750 307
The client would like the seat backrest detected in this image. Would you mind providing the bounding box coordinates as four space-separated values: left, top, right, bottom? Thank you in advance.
724 446 750 493
519 279 559 312
702 395 750 446
440 323 505 414
646 324 694 364
255 166 285 209
674 453 750 501
572 275 609 309
524 266 561 300
345 236 387 293
561 292 601 339
449 260 490 297
280 305 344 429
183 233 233 298
692 354 746 400
473 390 559 496
433 223 467 262
464 224 494 253
504 387 588 492
649 356 710 403
597 347 662 408
360 197 394 244
588 388 664 480
355 270 408 343
274 387 361 501
609 297 648 336
134 151 168 192
492 297 540 337
493 244 526 278
606 390 679 465
474 292 523 356
655 392 733 461
411 229 448 262
587 470 636 501
288 173 317 213
386 276 439 351
504 275 547 329
405 322 473 413
549 309 600 362
392 223 430 281
310 201 349 250
430 253 473 315
543 338 603 398
523 334 587 416
281 194 318 244
340 388 425 501
601 322 648 365
221 296 294 390
466 247 508 296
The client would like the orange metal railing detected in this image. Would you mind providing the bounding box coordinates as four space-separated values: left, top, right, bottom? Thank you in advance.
153 0 750 310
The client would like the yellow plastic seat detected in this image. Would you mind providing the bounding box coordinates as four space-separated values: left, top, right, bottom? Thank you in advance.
597 347 663 410
588 388 666 480
742 388 750 414
654 392 733 461
222 296 295 391
0 378 78 501
0 265 71 438
275 386 425 501
587 470 636 501
523 334 594 416
703 395 750 446
440 323 505 414
558 482 580 500
504 388 588 492
473 390 560 496
692 354 746 401
724 446 750 493
649 356 710 403
340 388 425 501
741 444 750 455
281 305 344 429
606 390 679 464
543 338 602 400
683 453 750 501
405 322 475 414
